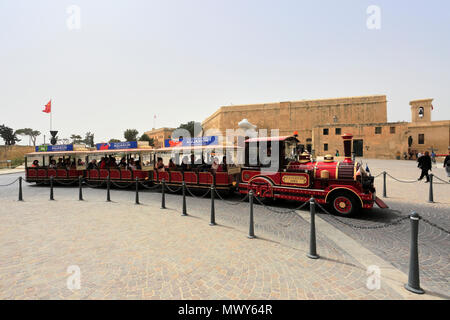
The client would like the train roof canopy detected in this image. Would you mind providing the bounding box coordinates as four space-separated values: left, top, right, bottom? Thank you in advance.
245 136 298 143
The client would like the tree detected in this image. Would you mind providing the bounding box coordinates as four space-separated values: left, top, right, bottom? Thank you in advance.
139 134 154 146
15 128 41 147
124 129 139 142
0 125 20 145
84 132 95 147
177 121 202 137
60 138 71 145
70 134 83 144
109 138 121 143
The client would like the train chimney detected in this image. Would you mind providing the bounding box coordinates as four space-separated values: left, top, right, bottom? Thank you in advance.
341 133 353 163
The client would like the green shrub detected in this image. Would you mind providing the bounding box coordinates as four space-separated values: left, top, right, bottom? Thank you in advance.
11 157 24 168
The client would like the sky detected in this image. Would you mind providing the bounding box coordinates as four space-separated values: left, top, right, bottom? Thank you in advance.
1 0 449 145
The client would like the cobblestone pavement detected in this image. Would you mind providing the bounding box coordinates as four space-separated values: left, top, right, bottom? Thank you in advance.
0 198 401 300
0 164 448 299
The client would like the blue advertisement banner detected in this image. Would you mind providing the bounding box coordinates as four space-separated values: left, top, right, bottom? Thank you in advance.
164 136 218 148
35 144 74 152
96 141 138 150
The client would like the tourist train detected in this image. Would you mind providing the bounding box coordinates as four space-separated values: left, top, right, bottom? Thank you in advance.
24 134 387 216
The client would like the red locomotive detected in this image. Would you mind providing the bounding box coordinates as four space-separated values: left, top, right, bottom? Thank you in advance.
238 133 387 215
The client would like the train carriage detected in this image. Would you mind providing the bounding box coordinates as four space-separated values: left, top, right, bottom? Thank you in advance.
152 144 242 191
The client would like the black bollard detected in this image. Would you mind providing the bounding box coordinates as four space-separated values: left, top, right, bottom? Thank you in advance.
78 176 83 201
18 176 23 201
106 175 111 202
210 184 216 226
135 177 140 205
383 171 387 198
50 176 54 201
307 198 319 259
161 179 166 209
428 174 434 203
405 212 425 294
182 181 187 216
248 190 255 239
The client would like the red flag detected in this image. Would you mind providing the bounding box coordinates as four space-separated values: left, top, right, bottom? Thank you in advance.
43 100 51 113
431 104 434 110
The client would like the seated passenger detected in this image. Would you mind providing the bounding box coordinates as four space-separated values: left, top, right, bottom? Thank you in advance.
109 155 117 168
128 158 137 170
169 158 176 169
99 157 107 169
156 157 165 172
211 157 219 172
218 156 228 172
181 156 189 171
77 159 84 167
49 160 57 169
70 160 76 169
87 159 98 170
119 157 127 168
135 160 142 170
32 160 39 167
56 158 64 168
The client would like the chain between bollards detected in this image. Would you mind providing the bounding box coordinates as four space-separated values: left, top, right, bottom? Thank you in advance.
210 184 216 226
405 211 425 294
181 181 187 216
106 175 111 202
383 171 387 198
428 174 434 203
307 198 319 259
248 190 255 239
135 177 140 205
49 176 54 201
161 179 166 209
18 176 23 201
78 176 83 201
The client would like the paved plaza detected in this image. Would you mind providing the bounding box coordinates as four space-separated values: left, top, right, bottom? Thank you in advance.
0 159 448 300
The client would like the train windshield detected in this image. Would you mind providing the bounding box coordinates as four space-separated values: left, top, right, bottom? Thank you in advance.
284 140 298 162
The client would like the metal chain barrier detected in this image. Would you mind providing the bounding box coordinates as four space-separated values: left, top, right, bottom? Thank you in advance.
138 181 162 190
84 180 106 188
185 185 211 198
433 175 450 185
420 217 450 235
385 172 418 184
110 180 135 189
0 177 19 187
52 178 78 186
165 184 183 193
372 172 384 178
214 189 249 205
314 200 410 229
254 196 310 214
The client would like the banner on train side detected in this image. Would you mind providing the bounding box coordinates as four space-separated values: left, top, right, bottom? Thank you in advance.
164 136 218 148
35 144 74 152
96 141 138 150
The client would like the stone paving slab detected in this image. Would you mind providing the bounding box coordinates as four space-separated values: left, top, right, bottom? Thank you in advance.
0 198 403 300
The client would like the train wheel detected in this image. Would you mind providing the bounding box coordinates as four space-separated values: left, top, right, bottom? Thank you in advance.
329 192 359 216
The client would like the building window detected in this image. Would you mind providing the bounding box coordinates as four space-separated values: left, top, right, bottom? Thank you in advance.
418 134 425 144
323 128 329 135
390 127 396 134
375 127 382 134
324 143 328 151
335 128 341 135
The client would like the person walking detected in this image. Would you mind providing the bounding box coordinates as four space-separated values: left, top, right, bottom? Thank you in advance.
417 151 432 182
431 150 436 164
444 148 450 181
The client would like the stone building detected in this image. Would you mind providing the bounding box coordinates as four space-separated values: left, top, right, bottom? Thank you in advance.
201 95 450 159
143 127 175 148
